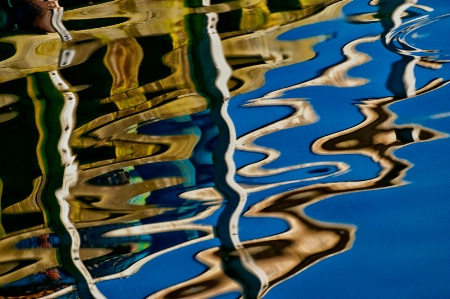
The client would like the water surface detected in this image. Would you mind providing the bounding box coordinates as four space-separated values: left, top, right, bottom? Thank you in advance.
0 0 449 298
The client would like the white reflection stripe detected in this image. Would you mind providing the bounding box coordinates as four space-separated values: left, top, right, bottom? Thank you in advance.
50 71 106 299
51 7 72 42
403 57 419 97
207 11 269 295
431 112 450 119
392 1 417 28
241 162 350 193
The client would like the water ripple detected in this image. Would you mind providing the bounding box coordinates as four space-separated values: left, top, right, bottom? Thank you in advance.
386 13 450 62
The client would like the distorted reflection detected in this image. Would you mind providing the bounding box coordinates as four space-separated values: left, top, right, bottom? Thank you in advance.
0 0 449 298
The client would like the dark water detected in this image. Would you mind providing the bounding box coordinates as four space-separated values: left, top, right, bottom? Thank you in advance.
0 0 449 298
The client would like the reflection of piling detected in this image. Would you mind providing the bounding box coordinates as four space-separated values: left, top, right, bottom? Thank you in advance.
184 6 266 298
26 72 103 298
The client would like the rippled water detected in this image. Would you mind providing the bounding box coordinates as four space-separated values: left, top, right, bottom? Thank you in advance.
1 0 449 298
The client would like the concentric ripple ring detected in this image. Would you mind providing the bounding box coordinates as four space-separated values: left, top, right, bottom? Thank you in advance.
385 13 450 62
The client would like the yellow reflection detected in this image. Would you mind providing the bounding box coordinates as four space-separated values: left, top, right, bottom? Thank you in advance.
104 38 145 110
2 0 447 298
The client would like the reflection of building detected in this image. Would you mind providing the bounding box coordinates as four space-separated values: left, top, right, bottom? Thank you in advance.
0 5 221 297
0 0 345 83
0 64 219 298
3 0 440 298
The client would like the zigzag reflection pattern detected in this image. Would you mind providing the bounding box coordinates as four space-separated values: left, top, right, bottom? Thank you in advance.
0 0 447 298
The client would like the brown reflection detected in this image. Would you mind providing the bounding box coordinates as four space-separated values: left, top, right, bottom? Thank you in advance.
2 0 447 298
104 38 145 110
263 35 380 100
223 0 351 96
0 8 219 298
0 0 358 297
148 205 353 299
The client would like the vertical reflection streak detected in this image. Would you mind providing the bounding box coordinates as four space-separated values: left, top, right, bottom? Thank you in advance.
218 100 269 297
25 71 105 298
198 10 269 298
49 71 105 299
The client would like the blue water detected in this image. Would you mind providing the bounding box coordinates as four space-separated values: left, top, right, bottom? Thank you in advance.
1 0 450 298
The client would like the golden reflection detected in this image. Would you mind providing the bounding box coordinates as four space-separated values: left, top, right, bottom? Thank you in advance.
237 99 318 177
148 206 353 298
0 0 357 297
263 35 380 99
104 38 145 109
224 0 351 96
234 97 350 192
0 0 347 83
1 0 447 298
